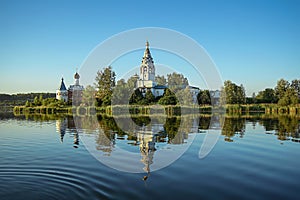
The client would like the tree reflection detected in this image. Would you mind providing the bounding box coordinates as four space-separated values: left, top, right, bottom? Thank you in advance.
221 117 245 142
198 115 211 130
276 115 300 141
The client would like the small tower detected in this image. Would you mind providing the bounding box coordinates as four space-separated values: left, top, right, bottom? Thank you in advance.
68 70 84 105
56 77 68 102
74 71 80 86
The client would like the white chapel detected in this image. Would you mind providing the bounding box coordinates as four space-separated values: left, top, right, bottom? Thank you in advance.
136 41 166 97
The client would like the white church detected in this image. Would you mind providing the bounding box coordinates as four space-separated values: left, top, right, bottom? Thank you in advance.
136 41 200 103
136 41 167 97
56 71 84 105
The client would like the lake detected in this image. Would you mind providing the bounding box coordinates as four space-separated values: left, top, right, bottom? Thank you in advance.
1 113 300 199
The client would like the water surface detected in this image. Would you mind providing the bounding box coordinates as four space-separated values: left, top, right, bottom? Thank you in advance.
0 113 300 199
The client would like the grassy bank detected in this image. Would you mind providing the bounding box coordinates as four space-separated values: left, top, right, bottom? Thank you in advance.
14 105 209 116
226 104 300 115
13 104 300 116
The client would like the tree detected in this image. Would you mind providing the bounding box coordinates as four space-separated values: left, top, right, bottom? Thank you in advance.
112 79 131 105
82 85 96 106
158 88 178 105
176 87 193 105
167 72 189 93
275 79 289 100
278 87 298 106
236 84 246 104
256 88 277 103
25 100 30 107
95 66 116 106
291 79 300 100
155 75 167 86
129 89 144 104
127 75 138 89
33 96 41 106
220 80 246 104
144 89 155 104
197 90 211 105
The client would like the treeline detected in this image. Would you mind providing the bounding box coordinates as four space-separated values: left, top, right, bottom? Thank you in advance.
219 79 300 106
252 79 300 106
90 66 300 107
23 95 68 108
0 93 55 106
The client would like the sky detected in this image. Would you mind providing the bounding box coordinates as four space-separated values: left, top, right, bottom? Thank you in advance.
0 0 299 96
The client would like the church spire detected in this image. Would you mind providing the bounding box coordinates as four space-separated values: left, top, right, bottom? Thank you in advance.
140 41 155 81
142 41 153 64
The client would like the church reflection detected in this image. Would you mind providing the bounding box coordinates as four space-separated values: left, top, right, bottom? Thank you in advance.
53 113 300 174
137 125 157 174
55 116 79 148
95 115 201 175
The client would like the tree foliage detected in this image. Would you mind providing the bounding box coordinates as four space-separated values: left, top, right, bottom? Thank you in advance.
144 89 155 105
155 75 167 86
167 72 189 93
274 79 299 106
129 89 144 105
82 85 96 106
197 90 211 105
176 87 193 105
220 80 246 104
256 88 277 103
158 88 178 105
275 79 290 100
95 66 116 106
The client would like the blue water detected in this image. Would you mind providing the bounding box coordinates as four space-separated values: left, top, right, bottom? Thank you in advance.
0 114 300 199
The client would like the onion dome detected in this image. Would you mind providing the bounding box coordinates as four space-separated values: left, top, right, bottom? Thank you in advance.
74 72 80 79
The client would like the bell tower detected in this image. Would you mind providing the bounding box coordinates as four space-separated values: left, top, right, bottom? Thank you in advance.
140 41 155 82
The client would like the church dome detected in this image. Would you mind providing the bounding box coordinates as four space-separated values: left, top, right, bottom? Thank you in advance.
74 72 80 79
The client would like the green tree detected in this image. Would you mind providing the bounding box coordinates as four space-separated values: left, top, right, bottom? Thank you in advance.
291 79 300 101
236 84 246 104
176 87 193 105
112 79 131 105
25 100 30 107
95 66 116 106
256 88 277 103
144 89 155 104
158 88 178 105
39 94 43 104
197 89 211 105
129 89 144 104
220 80 246 104
127 75 139 89
33 96 41 106
82 85 96 106
275 79 289 100
167 72 189 93
278 87 298 106
155 75 167 86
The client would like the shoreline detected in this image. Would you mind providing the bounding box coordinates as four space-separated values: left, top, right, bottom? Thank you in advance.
12 104 300 116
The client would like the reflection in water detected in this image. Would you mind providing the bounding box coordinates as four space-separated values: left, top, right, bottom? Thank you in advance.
221 117 246 142
221 115 300 143
55 116 79 148
90 115 200 173
138 125 156 174
11 113 300 173
55 118 67 142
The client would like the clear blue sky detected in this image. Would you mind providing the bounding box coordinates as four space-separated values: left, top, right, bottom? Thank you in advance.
0 0 299 96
